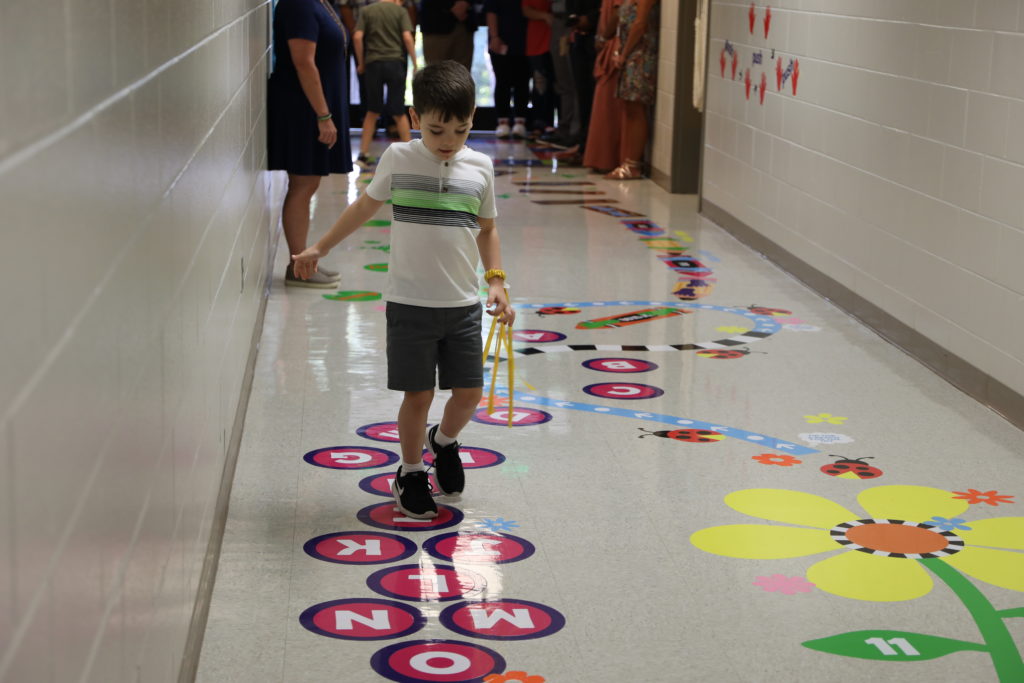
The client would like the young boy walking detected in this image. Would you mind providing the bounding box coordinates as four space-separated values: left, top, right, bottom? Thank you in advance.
292 61 514 519
353 0 418 169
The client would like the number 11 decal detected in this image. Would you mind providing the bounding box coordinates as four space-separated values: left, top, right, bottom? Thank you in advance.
864 637 920 657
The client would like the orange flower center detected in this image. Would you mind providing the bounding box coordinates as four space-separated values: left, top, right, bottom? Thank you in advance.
845 523 949 554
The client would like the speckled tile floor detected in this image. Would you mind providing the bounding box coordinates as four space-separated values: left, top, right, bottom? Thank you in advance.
196 135 1024 683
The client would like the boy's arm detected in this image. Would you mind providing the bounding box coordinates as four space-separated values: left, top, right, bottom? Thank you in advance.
353 30 365 72
292 192 386 279
402 30 417 70
476 217 515 325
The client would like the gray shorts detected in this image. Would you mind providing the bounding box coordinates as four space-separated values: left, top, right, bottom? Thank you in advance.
386 302 483 391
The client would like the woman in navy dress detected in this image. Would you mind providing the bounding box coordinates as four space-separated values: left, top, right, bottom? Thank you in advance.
268 0 353 287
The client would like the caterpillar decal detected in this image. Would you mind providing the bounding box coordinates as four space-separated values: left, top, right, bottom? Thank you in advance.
575 307 690 330
696 347 765 359
748 305 793 316
536 306 582 316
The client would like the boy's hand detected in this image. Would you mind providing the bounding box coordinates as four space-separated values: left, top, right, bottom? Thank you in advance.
291 246 323 280
486 282 515 326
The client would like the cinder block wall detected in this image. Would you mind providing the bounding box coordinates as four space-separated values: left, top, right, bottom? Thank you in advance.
0 1 275 680
652 1 679 181
702 1 1024 400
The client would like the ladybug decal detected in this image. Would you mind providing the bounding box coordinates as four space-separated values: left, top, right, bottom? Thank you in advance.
638 428 725 443
820 455 883 479
537 306 581 316
747 304 792 316
696 347 764 360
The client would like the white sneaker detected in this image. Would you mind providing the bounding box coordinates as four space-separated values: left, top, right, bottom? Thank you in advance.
512 121 528 139
285 264 339 289
495 122 512 138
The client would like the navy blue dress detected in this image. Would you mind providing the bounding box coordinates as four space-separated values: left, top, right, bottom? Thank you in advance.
268 0 353 175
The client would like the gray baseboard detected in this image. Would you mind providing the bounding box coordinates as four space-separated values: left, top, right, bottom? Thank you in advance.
702 200 1024 432
177 267 273 683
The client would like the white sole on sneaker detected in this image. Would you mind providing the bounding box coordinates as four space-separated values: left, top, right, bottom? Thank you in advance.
390 478 438 519
285 276 339 289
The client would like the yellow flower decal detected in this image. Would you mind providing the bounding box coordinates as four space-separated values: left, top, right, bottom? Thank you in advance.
690 485 1024 602
804 413 847 424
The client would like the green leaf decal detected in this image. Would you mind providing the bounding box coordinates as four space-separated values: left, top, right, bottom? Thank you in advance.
802 630 987 662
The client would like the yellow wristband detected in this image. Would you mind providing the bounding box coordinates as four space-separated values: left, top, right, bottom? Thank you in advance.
484 269 506 282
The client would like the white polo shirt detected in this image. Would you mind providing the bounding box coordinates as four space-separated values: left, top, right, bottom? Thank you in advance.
366 139 498 307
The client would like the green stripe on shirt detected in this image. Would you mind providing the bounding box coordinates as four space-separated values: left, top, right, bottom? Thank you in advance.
392 188 482 215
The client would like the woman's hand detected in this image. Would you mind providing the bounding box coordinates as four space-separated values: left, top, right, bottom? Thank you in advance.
317 118 337 148
291 245 324 279
486 283 515 326
612 50 625 69
488 35 506 54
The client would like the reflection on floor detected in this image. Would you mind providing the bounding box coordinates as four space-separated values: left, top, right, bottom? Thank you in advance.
196 135 1024 683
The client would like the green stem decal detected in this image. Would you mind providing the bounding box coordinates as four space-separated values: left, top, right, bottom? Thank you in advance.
920 558 1024 682
997 607 1024 619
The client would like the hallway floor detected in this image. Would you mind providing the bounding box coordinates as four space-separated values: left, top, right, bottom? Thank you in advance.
195 136 1024 683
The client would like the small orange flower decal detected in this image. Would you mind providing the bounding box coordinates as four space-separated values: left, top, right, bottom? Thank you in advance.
485 673 545 683
478 395 510 409
952 489 1015 506
752 453 802 466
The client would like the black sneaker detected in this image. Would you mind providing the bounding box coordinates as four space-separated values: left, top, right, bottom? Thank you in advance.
391 467 437 519
425 425 464 497
354 154 375 171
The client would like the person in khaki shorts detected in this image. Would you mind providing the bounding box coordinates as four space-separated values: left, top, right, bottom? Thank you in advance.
291 61 514 519
353 0 418 168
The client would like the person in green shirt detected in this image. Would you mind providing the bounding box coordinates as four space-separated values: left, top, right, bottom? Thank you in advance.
353 0 419 168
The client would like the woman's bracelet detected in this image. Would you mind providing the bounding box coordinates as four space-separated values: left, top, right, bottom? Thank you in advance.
317 112 332 122
484 269 507 282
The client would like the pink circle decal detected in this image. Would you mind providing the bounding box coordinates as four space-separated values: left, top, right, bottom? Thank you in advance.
582 357 659 373
371 640 506 683
471 407 552 427
299 598 425 640
303 446 399 470
359 471 441 497
356 422 402 442
440 599 566 640
423 445 506 469
303 532 417 565
357 502 463 531
367 564 488 602
423 533 536 565
582 382 664 400
510 329 566 343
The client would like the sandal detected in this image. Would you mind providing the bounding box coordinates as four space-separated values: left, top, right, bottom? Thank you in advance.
604 159 645 180
553 145 583 166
